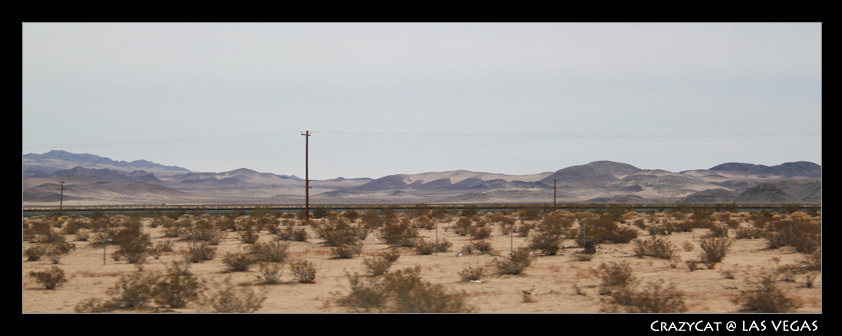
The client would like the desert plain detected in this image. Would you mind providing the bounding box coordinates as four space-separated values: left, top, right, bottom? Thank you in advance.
22 207 821 314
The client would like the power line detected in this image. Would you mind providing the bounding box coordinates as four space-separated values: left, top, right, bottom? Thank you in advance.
22 130 821 151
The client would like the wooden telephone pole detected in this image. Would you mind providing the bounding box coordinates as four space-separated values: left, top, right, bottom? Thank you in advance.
57 181 66 216
302 131 311 224
553 179 557 209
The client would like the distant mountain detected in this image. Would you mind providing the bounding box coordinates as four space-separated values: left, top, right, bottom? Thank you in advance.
23 150 190 176
21 150 821 206
709 161 821 178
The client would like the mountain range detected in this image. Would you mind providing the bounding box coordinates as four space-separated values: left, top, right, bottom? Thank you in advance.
22 150 821 206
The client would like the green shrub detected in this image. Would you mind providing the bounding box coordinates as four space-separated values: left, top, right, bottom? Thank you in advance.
29 266 67 289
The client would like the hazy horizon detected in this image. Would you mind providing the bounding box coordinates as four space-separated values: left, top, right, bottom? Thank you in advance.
23 22 822 180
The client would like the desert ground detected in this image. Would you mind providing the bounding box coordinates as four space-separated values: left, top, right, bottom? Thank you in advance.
22 207 821 314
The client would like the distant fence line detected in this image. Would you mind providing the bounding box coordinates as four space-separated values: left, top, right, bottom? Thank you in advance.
22 203 821 217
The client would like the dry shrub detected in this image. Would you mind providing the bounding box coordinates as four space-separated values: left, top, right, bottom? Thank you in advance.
29 266 68 289
765 220 821 253
697 237 734 268
222 251 257 272
154 260 204 308
595 261 636 295
106 271 159 309
315 217 360 247
382 267 476 313
249 241 290 263
458 265 486 282
290 259 317 283
338 272 390 312
632 237 677 260
185 242 217 263
460 239 496 255
609 280 687 313
201 276 266 313
493 247 535 275
255 262 284 285
379 217 420 247
364 252 399 276
733 271 802 313
24 245 47 261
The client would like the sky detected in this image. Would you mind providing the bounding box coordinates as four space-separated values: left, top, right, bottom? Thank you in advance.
22 22 822 180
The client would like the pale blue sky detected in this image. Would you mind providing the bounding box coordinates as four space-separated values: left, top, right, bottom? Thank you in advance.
22 22 822 179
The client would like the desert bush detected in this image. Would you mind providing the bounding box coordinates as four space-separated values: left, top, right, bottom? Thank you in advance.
153 261 204 308
735 226 764 239
24 245 47 261
460 239 496 255
414 240 437 255
106 271 159 310
595 261 636 295
338 272 390 312
364 252 399 276
610 280 687 313
249 241 290 263
764 220 821 253
61 219 85 235
697 236 734 268
378 217 419 247
255 262 284 285
149 240 174 260
74 298 117 313
632 237 677 260
458 265 486 282
733 271 802 313
45 242 76 264
222 251 257 272
185 242 217 263
332 243 360 259
238 225 260 244
277 225 308 242
201 276 266 313
519 205 542 221
382 267 476 313
493 247 535 275
289 259 317 283
110 223 152 264
29 266 67 289
312 206 332 219
315 217 360 247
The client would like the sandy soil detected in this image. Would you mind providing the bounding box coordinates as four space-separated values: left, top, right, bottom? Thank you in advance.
21 211 821 314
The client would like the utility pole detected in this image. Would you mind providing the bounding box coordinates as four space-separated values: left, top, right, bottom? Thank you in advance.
302 130 311 224
553 179 557 209
57 181 66 216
